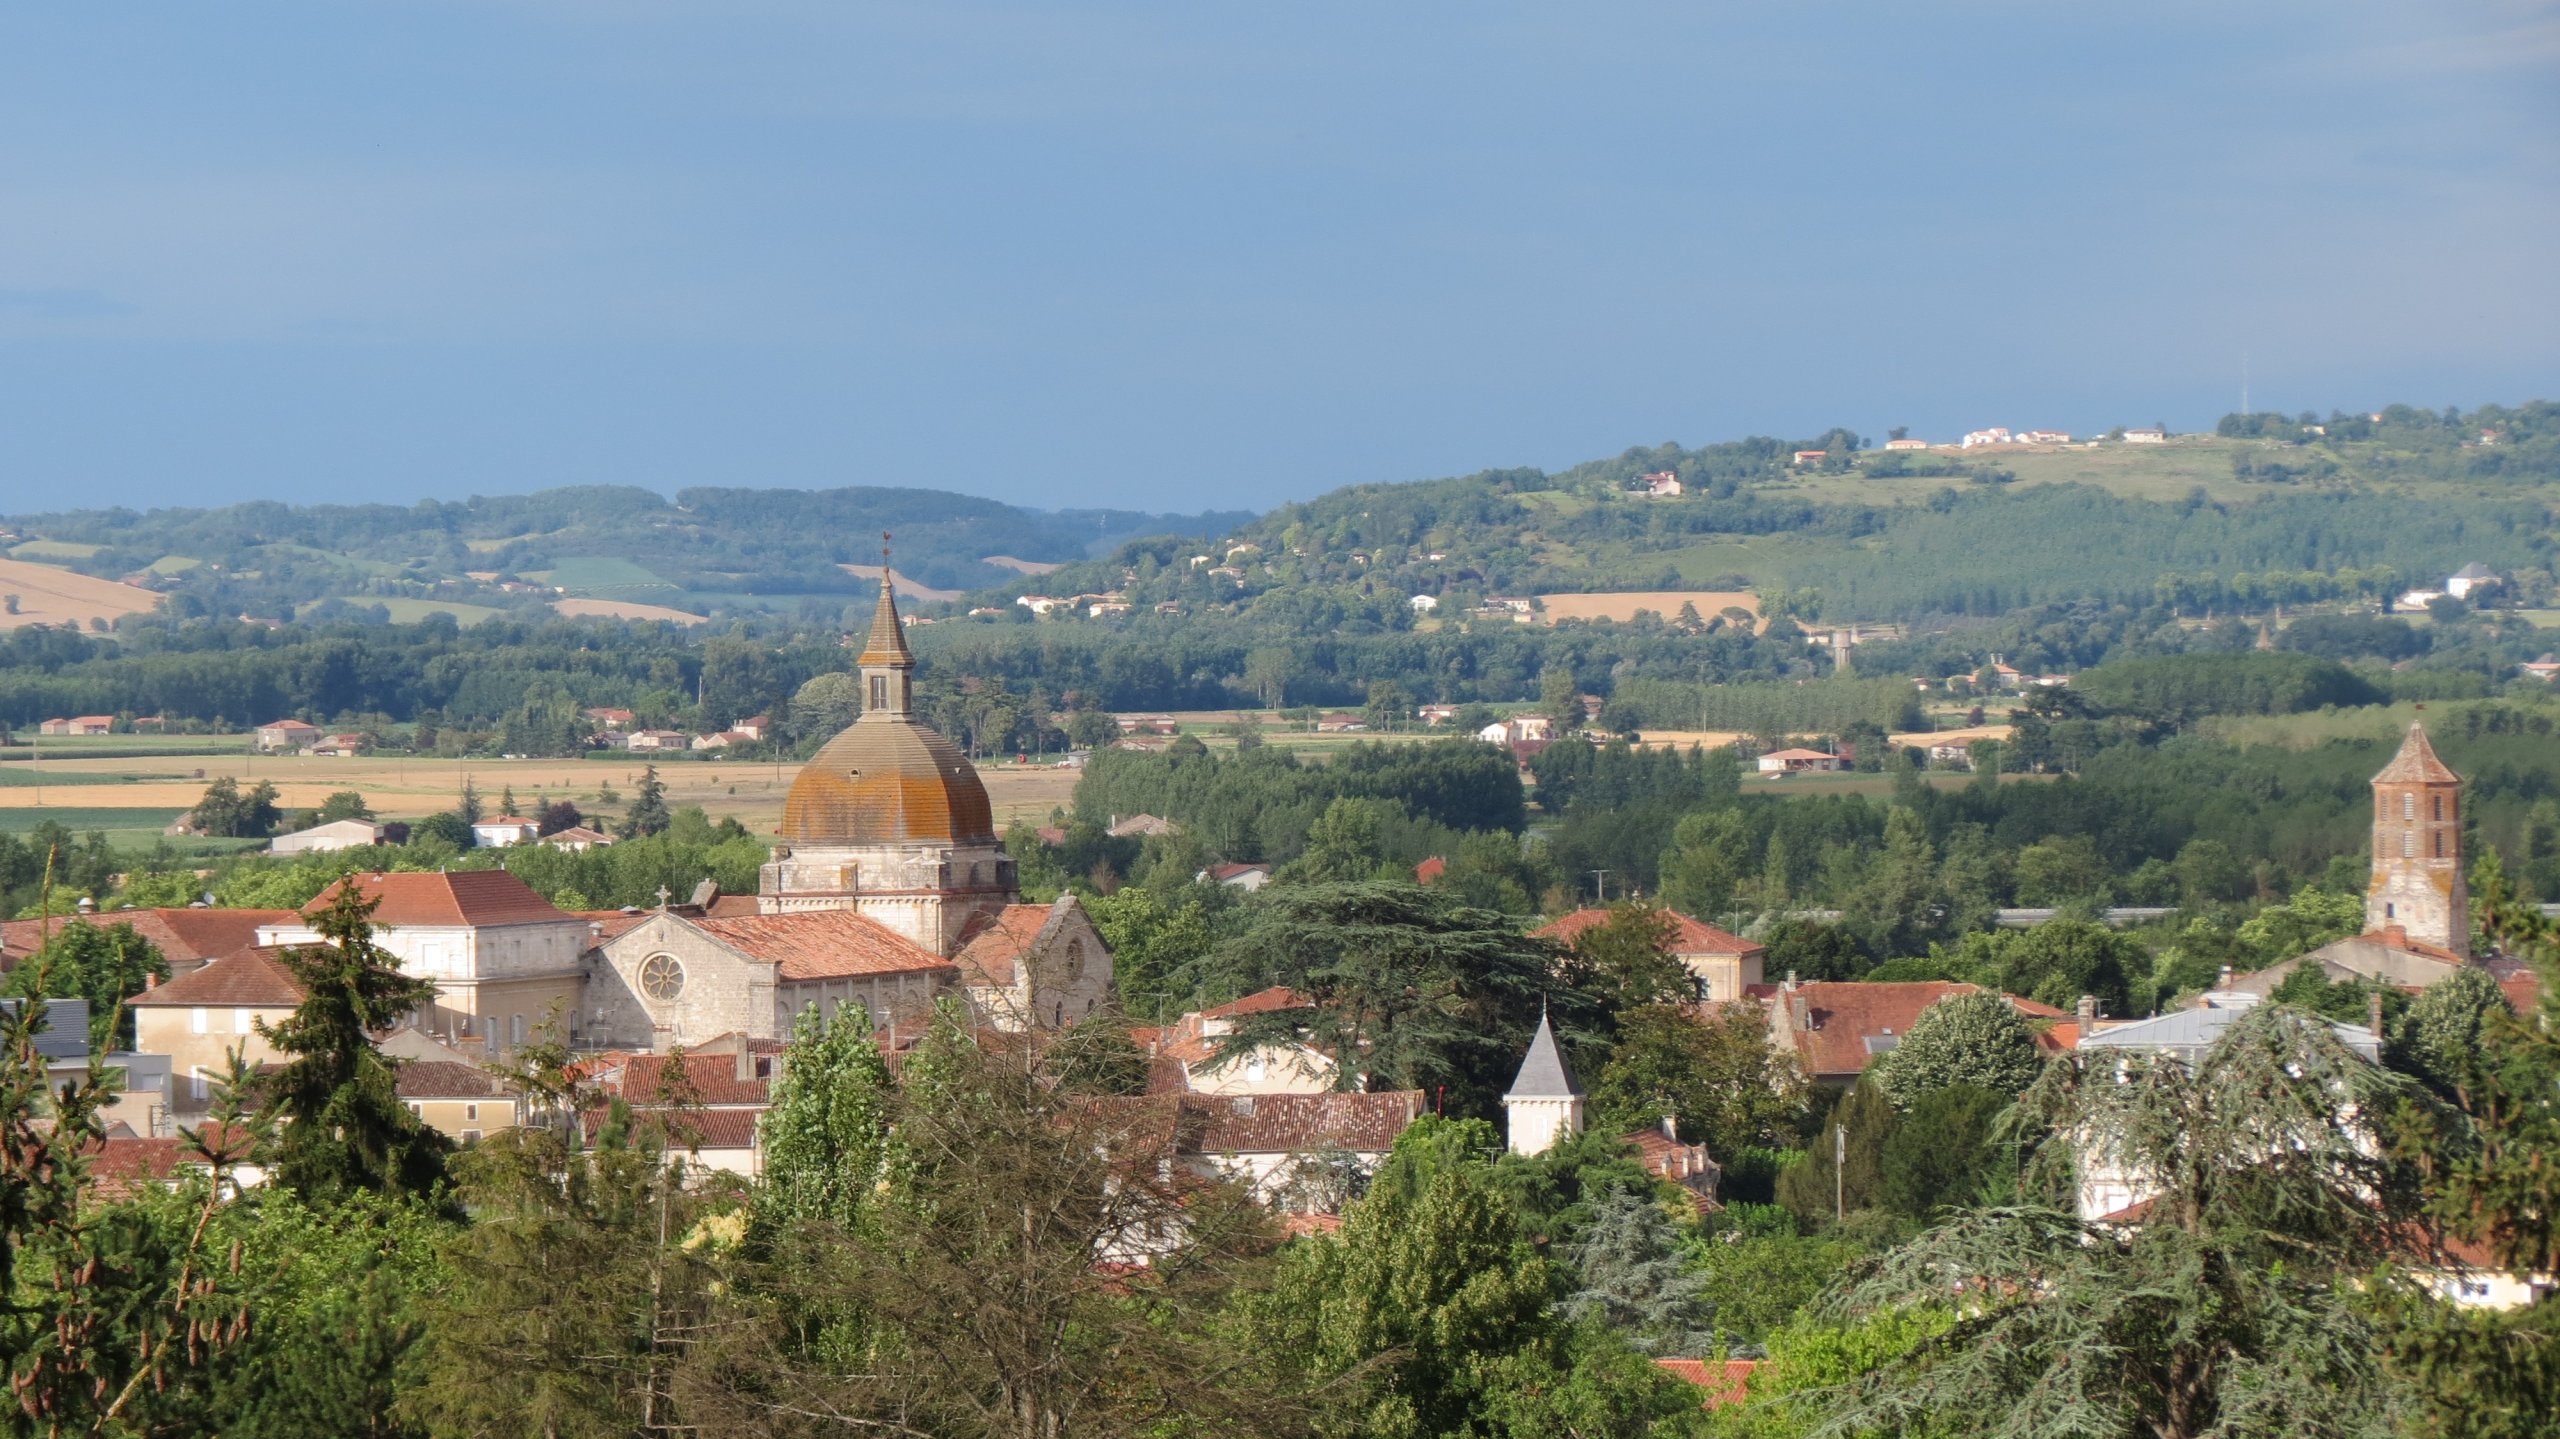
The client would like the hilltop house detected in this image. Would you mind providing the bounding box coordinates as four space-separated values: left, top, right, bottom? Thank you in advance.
471 816 542 847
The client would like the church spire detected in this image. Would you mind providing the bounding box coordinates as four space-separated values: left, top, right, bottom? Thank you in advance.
857 533 914 717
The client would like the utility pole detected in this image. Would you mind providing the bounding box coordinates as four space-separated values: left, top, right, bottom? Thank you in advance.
1588 870 1611 904
1834 1123 1846 1225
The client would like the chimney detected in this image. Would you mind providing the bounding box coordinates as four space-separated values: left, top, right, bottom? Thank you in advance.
1785 969 1799 990
2218 964 2234 991
2076 994 2096 1024
735 1046 754 1085
2369 992 2385 1038
1661 1113 1679 1143
75 895 95 914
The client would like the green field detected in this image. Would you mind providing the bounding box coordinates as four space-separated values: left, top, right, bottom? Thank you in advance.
299 596 508 625
536 556 679 595
0 769 137 788
148 554 203 574
7 539 104 561
0 806 187 835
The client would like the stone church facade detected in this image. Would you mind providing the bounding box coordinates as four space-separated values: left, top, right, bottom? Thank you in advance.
582 574 1114 1052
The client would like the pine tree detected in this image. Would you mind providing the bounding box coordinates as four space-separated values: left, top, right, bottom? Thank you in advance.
1563 1187 1719 1356
457 777 483 825
260 882 451 1201
619 764 671 839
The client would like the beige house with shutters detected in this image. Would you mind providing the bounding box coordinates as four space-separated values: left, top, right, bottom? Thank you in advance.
127 949 305 1116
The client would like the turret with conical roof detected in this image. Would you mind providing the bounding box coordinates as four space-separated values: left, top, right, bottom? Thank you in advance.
1504 1009 1586 1156
2367 721 2467 957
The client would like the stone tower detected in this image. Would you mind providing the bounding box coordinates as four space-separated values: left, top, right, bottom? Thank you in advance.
1503 1009 1586 1157
2367 722 2467 957
758 565 1018 953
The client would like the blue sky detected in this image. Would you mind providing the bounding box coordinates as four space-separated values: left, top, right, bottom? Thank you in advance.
2 1 2554 513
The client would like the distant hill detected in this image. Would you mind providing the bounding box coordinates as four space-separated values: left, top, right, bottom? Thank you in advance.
0 484 1253 624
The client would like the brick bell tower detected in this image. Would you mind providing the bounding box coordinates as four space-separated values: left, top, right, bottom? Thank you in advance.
2367 721 2468 957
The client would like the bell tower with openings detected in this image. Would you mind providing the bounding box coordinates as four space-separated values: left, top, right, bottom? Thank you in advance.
2367 721 2467 957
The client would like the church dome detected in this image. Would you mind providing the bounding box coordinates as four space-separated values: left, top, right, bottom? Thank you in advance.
780 713 997 847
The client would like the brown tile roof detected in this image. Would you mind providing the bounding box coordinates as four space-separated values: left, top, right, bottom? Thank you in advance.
1184 1090 1424 1155
86 1136 193 1199
2373 722 2461 785
602 1052 772 1107
955 901 1061 988
694 910 954 981
2481 956 2544 1014
396 1059 512 1099
1201 986 1313 1020
1759 981 2055 1079
129 949 305 1008
1538 907 1763 958
2361 925 2470 966
306 871 571 929
586 1105 765 1152
577 910 656 942
0 908 297 972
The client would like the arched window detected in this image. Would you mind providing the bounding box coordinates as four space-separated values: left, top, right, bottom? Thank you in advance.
1053 1002 1064 1028
1065 938 1086 980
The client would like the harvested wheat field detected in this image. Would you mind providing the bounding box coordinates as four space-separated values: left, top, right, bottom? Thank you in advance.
552 598 707 625
0 557 162 630
0 749 1081 839
1537 591 1758 627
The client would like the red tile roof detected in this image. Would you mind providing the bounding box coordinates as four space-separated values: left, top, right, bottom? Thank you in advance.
86 1136 193 1199
1207 862 1269 881
602 1052 772 1107
0 908 297 972
586 1105 764 1151
1760 981 2054 1079
1537 907 1763 957
955 902 1060 988
396 1059 512 1099
2374 723 2461 785
1201 986 1313 1021
128 949 305 1008
1414 856 1448 885
577 910 657 942
695 910 954 981
1654 1358 1759 1410
306 870 572 928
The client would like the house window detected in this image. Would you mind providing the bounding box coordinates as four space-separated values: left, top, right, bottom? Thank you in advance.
2434 832 2445 858
870 675 888 710
1065 938 1086 980
511 1014 526 1045
1054 1002 1064 1027
2402 832 2414 858
464 1104 478 1122
460 1129 481 1144
232 1008 252 1035
190 1007 208 1035
2433 794 2445 822
2403 793 2415 821
1245 1056 1266 1082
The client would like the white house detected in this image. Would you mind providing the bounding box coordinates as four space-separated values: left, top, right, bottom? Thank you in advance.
2445 563 2500 600
2122 427 2167 444
1477 715 1553 745
470 816 541 847
1756 747 1842 775
1409 594 1439 613
1961 428 2013 448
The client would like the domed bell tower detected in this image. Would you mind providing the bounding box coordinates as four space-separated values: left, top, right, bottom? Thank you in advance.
759 539 1018 953
2367 722 2468 957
